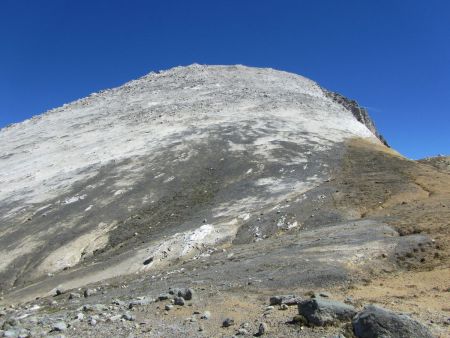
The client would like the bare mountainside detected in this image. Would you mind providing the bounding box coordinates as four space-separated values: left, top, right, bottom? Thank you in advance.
0 65 448 338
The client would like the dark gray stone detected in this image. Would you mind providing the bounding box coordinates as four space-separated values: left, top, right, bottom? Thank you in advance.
174 297 185 306
352 305 434 338
269 295 296 305
68 292 80 299
83 288 96 298
158 293 171 301
257 322 268 335
122 313 135 321
297 298 356 326
178 288 194 301
222 318 235 327
55 287 65 296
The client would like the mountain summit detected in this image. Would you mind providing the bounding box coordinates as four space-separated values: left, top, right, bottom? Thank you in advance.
0 65 448 337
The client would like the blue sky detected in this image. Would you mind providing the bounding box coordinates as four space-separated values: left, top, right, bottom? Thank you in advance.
1 1 449 159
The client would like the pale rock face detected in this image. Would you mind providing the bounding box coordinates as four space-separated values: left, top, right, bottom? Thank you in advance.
0 64 379 292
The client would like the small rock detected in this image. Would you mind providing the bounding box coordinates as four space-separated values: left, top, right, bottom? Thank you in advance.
174 297 185 306
83 288 96 298
108 314 122 322
3 330 20 338
269 295 298 306
68 292 80 300
112 299 125 306
75 313 84 321
52 322 67 332
88 317 97 326
257 322 268 336
222 318 235 327
298 298 356 326
280 304 289 310
314 292 331 298
165 304 173 311
292 315 307 325
129 298 151 309
55 287 66 296
179 288 194 301
352 305 434 338
158 293 171 301
82 305 94 312
201 311 211 319
237 328 249 335
122 313 135 321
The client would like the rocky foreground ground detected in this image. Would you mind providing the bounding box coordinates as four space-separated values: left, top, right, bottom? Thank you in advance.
1 144 449 337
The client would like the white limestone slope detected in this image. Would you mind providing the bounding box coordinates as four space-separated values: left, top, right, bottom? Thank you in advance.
0 64 375 210
0 65 380 291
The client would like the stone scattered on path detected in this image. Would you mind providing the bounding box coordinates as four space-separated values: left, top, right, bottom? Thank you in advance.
55 287 66 296
257 322 268 335
174 297 185 306
222 318 235 327
52 321 67 332
269 295 298 306
200 311 211 320
83 288 97 298
68 292 80 300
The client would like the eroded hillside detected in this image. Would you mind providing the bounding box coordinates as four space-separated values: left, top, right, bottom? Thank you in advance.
0 65 448 337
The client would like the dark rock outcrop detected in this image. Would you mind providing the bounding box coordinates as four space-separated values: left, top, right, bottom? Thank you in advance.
324 90 389 146
352 305 434 338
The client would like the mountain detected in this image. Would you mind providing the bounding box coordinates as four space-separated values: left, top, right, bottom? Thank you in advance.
0 65 448 337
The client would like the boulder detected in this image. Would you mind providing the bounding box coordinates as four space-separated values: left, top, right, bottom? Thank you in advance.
352 305 434 338
297 298 356 326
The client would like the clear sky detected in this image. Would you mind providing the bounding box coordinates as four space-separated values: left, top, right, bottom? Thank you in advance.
1 1 449 159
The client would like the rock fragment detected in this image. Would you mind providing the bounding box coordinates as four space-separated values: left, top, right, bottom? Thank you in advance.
158 293 171 301
222 318 235 327
122 313 135 321
237 328 249 335
68 292 80 300
52 321 67 332
83 288 96 298
174 297 185 306
55 287 66 296
200 311 211 319
257 322 268 335
269 295 301 306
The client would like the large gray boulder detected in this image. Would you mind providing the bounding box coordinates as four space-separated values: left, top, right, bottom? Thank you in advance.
352 305 434 338
297 297 356 326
